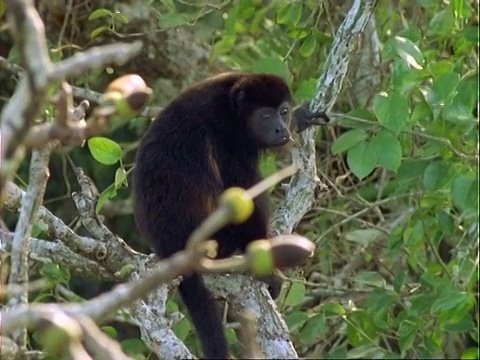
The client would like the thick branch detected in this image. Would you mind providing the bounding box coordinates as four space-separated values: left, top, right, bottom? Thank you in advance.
1 230 112 281
271 0 378 235
3 181 108 260
1 0 52 179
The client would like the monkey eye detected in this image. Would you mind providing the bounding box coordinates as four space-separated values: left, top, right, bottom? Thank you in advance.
280 107 289 115
262 113 272 120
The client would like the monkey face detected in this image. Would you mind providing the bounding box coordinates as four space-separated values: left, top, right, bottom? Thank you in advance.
248 102 294 148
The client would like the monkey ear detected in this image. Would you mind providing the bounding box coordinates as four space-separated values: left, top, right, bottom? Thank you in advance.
230 87 246 111
236 90 246 106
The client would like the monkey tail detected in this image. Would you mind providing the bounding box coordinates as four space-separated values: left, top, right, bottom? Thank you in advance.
178 273 229 359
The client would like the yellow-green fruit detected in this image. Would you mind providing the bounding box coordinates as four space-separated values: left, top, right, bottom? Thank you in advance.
220 187 254 224
100 90 123 106
247 240 274 276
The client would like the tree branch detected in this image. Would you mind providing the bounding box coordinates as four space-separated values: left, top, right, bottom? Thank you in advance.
271 0 378 235
7 145 53 347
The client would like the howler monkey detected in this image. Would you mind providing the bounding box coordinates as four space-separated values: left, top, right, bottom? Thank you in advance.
133 72 328 359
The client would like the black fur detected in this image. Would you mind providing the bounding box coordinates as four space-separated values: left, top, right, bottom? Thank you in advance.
133 72 292 359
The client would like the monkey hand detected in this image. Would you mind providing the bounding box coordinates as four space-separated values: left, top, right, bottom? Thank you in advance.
257 273 283 299
293 102 330 133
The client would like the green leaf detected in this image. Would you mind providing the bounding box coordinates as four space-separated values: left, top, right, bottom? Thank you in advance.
158 13 190 29
259 154 277 192
392 61 420 91
461 347 480 360
346 140 377 180
321 302 346 315
299 314 326 345
460 26 479 42
443 319 475 332
452 173 477 210
88 137 122 165
352 271 386 288
398 320 418 353
39 263 70 283
250 57 291 84
397 159 429 181
114 167 128 189
299 34 317 58
285 311 309 332
431 291 475 315
410 99 432 124
331 129 368 155
90 25 111 39
88 8 113 21
225 327 238 345
213 35 236 58
392 36 424 70
172 317 192 341
429 9 455 36
436 210 454 236
369 130 402 172
393 271 406 293
287 27 309 39
101 326 118 338
121 339 148 356
293 78 317 103
284 282 306 307
432 73 460 102
373 92 409 134
422 160 452 191
444 102 476 124
115 12 129 24
277 2 302 26
427 60 454 77
346 344 381 359
340 109 376 129
345 229 384 245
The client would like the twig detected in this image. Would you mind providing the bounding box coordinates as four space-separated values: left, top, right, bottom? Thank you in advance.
78 316 132 360
1 229 113 280
7 145 53 347
0 279 48 299
238 311 263 359
50 42 142 81
3 181 107 259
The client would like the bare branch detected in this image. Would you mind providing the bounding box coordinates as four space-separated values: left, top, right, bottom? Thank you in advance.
1 0 52 191
3 181 107 259
206 274 297 358
271 0 378 235
78 316 132 360
50 42 142 82
0 1 143 201
7 145 53 347
1 230 113 280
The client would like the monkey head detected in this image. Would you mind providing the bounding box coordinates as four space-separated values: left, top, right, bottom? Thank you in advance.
230 74 294 149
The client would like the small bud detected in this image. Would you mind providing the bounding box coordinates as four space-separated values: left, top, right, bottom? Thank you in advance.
115 263 136 278
247 240 274 276
101 74 152 117
106 74 151 97
220 187 254 224
269 235 315 268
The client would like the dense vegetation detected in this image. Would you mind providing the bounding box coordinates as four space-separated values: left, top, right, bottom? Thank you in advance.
1 1 478 359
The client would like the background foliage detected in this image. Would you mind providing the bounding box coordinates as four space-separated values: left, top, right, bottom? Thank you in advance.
1 0 478 359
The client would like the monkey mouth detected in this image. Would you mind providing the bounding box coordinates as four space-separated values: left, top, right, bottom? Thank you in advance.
272 135 293 146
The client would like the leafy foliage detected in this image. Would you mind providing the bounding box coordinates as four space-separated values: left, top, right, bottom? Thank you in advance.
3 0 477 359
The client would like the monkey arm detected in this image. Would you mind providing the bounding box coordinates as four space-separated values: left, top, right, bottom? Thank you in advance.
292 102 331 133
